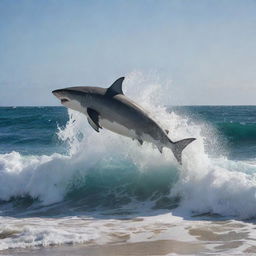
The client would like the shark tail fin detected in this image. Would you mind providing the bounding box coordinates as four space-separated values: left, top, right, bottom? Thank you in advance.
169 138 196 165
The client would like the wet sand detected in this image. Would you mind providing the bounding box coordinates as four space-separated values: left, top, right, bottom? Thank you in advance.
1 240 204 256
1 218 255 255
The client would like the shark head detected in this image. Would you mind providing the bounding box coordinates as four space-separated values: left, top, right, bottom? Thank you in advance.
52 87 89 112
52 78 125 112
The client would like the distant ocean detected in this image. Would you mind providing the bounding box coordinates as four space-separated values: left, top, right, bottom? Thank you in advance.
0 105 256 255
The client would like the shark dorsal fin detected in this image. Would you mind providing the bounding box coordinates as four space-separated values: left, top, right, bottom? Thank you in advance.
106 77 125 97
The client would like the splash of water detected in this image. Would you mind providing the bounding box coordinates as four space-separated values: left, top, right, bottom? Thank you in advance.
0 72 256 218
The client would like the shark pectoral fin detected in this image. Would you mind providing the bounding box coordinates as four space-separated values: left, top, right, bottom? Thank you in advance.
87 117 100 132
157 145 163 153
106 77 125 97
87 108 102 132
165 129 169 135
138 139 143 145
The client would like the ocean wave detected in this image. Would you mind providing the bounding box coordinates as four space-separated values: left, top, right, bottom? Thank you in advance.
217 122 256 143
0 75 256 219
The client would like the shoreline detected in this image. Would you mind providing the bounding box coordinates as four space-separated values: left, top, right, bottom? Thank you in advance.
1 240 204 256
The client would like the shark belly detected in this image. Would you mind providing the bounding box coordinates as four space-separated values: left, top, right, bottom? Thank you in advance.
99 117 163 150
99 118 138 139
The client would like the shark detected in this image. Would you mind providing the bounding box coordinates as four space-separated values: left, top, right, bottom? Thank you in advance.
52 77 195 164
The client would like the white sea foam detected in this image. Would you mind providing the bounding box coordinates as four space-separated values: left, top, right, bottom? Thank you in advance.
0 213 255 254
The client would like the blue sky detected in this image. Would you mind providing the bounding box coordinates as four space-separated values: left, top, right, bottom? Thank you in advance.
0 0 255 106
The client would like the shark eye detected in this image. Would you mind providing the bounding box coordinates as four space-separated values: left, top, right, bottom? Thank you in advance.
61 98 69 103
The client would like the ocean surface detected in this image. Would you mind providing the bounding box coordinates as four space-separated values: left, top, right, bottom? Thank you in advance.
0 104 256 255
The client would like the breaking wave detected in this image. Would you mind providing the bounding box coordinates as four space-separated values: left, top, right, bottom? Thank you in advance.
0 73 256 219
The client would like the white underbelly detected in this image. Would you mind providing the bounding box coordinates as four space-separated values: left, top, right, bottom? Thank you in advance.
100 118 137 139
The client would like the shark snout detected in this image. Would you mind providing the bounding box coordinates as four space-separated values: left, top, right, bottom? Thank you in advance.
52 89 63 98
52 89 70 104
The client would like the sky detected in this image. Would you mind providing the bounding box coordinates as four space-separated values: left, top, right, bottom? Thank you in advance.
0 0 255 106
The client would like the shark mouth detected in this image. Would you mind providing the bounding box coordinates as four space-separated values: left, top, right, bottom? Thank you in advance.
61 98 69 104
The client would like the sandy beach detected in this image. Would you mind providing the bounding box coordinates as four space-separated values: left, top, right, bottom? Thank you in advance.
0 239 204 256
1 216 256 256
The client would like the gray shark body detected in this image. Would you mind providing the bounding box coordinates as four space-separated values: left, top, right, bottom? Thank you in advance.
52 77 195 164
